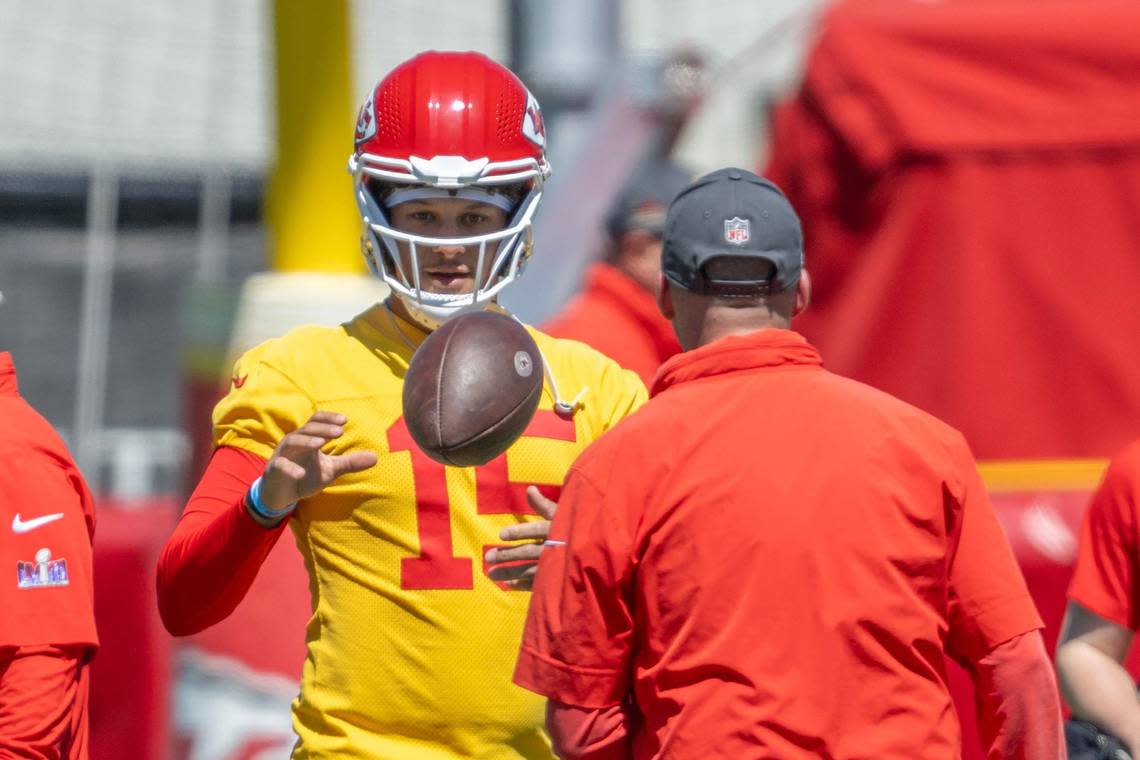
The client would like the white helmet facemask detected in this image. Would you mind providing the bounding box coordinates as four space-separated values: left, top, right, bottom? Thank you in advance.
349 153 546 331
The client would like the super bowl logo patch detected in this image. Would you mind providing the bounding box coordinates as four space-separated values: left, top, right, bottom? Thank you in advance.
521 90 545 148
17 548 69 589
724 217 750 245
354 91 377 144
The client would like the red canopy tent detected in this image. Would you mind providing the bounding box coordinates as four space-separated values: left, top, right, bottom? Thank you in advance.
765 0 1140 462
765 1 1140 756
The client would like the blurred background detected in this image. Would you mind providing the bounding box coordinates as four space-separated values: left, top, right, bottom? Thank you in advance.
2 0 1139 758
0 0 815 496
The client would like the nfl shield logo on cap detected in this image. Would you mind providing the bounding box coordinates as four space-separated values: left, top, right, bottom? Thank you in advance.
724 217 750 245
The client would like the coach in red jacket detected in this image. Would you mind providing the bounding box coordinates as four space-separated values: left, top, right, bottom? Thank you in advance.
514 168 1063 759
0 352 98 758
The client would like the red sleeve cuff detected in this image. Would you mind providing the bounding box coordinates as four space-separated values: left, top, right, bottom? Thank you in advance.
514 646 629 709
547 700 632 760
949 592 1044 665
973 631 1064 759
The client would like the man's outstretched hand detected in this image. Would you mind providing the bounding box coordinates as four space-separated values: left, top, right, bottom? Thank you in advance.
486 486 558 591
259 411 378 511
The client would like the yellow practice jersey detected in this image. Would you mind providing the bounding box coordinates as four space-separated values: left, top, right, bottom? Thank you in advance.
213 304 647 759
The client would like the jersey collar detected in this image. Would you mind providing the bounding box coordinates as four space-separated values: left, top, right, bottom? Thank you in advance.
649 329 822 397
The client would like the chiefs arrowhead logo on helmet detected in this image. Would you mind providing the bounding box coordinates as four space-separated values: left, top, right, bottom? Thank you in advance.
354 92 377 145
521 90 545 148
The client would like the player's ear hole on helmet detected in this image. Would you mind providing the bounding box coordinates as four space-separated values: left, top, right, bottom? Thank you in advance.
360 235 373 264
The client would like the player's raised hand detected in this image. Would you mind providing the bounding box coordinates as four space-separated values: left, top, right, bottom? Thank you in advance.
486 486 558 590
259 411 378 511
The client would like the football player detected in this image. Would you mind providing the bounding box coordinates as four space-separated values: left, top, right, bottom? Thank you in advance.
1 350 98 759
157 51 646 759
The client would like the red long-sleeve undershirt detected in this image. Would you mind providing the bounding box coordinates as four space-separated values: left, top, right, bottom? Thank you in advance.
156 447 285 636
971 629 1065 759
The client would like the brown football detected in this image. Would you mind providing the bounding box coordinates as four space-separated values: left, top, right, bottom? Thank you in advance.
402 311 544 467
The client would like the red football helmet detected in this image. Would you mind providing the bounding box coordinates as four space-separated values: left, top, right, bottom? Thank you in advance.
348 51 551 328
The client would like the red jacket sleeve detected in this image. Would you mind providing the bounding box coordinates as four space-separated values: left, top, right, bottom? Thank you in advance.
0 450 98 649
546 700 632 760
1067 440 1140 629
156 447 289 636
515 467 638 708
0 645 89 758
943 439 1043 664
970 630 1065 759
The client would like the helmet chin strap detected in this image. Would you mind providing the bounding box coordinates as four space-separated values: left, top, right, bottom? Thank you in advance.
393 291 491 332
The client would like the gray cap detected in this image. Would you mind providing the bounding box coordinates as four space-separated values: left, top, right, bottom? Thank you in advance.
662 167 803 297
605 159 694 240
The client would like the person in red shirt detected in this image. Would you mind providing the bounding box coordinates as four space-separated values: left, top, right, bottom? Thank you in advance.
514 168 1064 759
1056 438 1140 758
0 352 98 759
542 159 691 385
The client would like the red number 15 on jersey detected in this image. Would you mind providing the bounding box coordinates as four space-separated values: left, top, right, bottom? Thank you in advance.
387 410 576 590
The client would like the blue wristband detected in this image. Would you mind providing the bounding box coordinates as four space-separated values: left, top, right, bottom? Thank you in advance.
248 477 297 521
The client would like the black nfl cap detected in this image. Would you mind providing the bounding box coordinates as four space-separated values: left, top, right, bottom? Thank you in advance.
605 159 694 240
662 167 803 297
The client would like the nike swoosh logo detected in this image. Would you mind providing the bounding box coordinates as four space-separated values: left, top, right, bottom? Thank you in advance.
12 513 65 533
